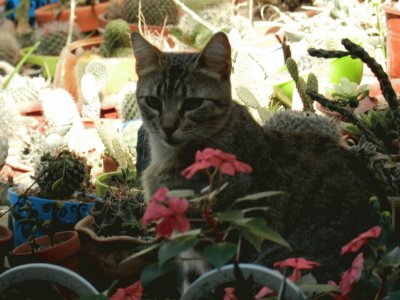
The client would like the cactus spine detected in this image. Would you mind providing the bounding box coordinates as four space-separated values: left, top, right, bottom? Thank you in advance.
286 58 318 112
117 82 140 121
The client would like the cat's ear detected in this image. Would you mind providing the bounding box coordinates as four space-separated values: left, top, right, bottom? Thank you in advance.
131 32 163 76
195 32 232 79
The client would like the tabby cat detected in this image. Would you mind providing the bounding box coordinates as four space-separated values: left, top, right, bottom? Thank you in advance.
130 32 386 285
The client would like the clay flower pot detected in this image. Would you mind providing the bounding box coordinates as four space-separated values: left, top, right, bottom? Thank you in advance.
75 216 157 280
34 2 110 32
11 231 81 273
0 224 13 272
54 36 137 102
383 2 400 78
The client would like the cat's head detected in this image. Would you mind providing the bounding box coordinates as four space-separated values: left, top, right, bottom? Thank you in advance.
131 32 232 148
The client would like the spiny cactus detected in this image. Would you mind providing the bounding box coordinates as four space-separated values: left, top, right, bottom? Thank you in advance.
41 88 81 136
0 136 8 170
33 150 91 200
0 31 20 66
122 0 179 26
0 92 22 139
117 82 140 121
286 58 318 112
93 187 145 237
264 110 342 142
104 0 123 20
100 19 133 58
35 21 81 56
80 73 102 120
307 38 400 196
85 60 109 88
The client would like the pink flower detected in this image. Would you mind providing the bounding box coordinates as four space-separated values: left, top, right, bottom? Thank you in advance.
142 188 190 238
255 286 274 299
223 287 238 300
181 148 252 179
273 258 320 282
339 252 364 295
341 226 381 255
110 281 143 300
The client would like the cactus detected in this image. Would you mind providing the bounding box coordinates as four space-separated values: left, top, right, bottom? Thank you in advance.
117 82 141 121
93 187 145 237
104 0 123 20
0 92 22 139
0 31 20 66
122 0 179 26
33 149 91 200
0 136 8 170
41 88 81 136
264 110 342 142
85 60 109 88
80 73 102 120
286 58 317 112
100 19 133 58
34 21 81 56
307 38 400 196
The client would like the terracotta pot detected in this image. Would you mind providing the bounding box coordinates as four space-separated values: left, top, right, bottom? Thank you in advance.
383 2 400 78
75 215 157 280
34 2 110 32
0 224 13 272
54 36 136 102
11 231 81 273
0 0 5 7
102 155 119 173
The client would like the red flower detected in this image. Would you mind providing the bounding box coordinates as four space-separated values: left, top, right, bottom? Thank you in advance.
223 287 238 300
142 188 190 238
341 226 381 255
110 281 143 300
181 148 252 179
255 286 274 299
339 252 364 295
273 258 320 282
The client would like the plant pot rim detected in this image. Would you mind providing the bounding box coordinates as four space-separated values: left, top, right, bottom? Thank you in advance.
8 186 96 204
12 231 80 257
35 2 109 15
75 215 158 245
382 2 400 15
20 47 59 60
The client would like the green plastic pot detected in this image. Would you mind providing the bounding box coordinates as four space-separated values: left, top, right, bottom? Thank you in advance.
273 56 364 107
20 47 58 78
95 170 138 197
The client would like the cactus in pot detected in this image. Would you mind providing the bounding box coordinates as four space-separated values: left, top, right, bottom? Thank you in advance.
100 19 133 58
34 21 81 56
33 149 91 200
121 0 179 26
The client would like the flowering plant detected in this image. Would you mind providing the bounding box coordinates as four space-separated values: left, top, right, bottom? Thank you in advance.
122 148 291 297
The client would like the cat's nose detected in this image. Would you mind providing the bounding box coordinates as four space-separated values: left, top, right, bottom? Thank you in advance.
162 126 177 137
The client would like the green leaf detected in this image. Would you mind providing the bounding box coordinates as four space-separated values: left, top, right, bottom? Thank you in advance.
167 189 196 199
140 260 179 286
119 243 160 265
298 284 340 294
233 191 284 204
216 210 243 222
203 242 237 269
239 227 263 251
234 218 291 249
51 178 63 192
158 235 199 266
76 295 108 300
296 273 317 285
383 247 400 267
242 207 270 216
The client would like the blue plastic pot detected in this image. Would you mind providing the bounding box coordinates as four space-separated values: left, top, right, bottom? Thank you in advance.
8 188 94 246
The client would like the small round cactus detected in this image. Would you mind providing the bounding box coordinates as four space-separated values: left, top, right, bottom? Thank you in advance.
35 21 81 56
34 150 91 200
100 19 133 58
0 31 20 65
265 110 342 142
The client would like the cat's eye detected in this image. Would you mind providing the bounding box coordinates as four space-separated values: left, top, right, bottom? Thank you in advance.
145 96 162 111
181 98 204 112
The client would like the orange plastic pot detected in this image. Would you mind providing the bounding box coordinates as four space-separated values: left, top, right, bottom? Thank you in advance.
11 231 81 273
35 2 109 32
383 2 400 78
